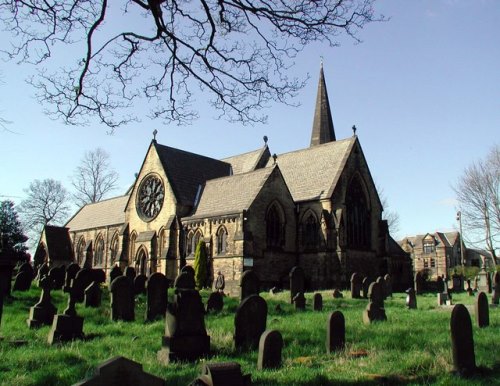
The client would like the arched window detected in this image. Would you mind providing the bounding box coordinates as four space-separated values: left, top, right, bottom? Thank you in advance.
193 230 203 253
137 248 148 276
186 230 194 255
216 226 228 255
76 237 86 265
94 235 105 267
110 233 119 265
345 176 371 248
266 203 284 248
302 212 318 250
159 228 167 257
129 231 137 264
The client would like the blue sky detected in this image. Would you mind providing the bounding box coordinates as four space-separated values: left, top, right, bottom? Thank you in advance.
1 0 499 242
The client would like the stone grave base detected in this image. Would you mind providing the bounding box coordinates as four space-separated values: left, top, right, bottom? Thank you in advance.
157 334 210 363
48 314 84 345
27 304 56 328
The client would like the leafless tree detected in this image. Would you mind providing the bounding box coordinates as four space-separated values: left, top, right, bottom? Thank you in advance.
377 185 400 237
71 147 119 206
453 145 499 265
0 1 383 130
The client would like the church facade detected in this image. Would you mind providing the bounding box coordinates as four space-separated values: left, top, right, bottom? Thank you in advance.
39 67 412 294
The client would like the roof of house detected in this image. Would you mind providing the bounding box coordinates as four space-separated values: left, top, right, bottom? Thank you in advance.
265 137 356 202
186 166 277 219
155 143 231 206
66 195 129 232
35 225 73 262
221 146 270 175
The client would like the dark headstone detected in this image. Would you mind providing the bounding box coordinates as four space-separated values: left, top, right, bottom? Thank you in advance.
36 263 50 283
110 276 135 321
438 292 451 306
27 277 57 328
405 287 417 309
332 289 343 299
415 272 425 295
192 362 252 386
293 292 306 311
363 282 386 324
326 311 345 353
475 292 489 328
0 265 14 297
215 271 225 293
313 293 323 311
174 271 196 290
157 287 210 363
240 270 260 301
234 295 267 350
64 263 80 293
92 268 106 284
206 292 224 313
436 276 445 293
72 268 94 303
257 330 283 370
124 266 136 284
134 274 147 295
13 270 32 291
466 279 474 297
376 276 386 300
289 266 305 304
450 304 476 376
146 273 168 322
492 272 499 305
18 262 34 278
452 273 464 292
74 356 166 386
48 266 65 290
109 265 122 284
350 272 362 299
384 274 392 298
181 265 195 277
84 281 102 308
361 277 370 299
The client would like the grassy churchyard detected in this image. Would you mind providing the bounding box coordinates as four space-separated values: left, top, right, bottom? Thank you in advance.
0 286 499 386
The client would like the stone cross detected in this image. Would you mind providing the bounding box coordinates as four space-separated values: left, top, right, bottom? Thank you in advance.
27 276 57 328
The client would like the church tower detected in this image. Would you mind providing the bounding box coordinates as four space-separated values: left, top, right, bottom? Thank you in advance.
310 63 336 146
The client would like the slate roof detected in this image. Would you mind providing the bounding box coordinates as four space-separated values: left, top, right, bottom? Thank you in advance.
445 231 460 246
266 137 356 202
221 146 270 175
66 195 129 231
155 143 231 206
187 167 276 219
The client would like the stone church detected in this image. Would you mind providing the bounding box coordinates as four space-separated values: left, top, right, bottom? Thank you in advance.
36 66 412 294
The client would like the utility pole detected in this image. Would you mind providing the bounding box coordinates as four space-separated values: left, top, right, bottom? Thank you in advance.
456 211 465 274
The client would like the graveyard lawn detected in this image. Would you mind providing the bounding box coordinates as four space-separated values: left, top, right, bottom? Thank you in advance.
0 288 499 386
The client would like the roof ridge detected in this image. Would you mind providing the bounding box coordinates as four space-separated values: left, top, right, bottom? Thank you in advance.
278 136 355 158
156 142 231 165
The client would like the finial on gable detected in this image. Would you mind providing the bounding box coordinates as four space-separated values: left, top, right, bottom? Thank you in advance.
263 135 268 145
272 153 277 165
153 129 158 142
352 125 357 136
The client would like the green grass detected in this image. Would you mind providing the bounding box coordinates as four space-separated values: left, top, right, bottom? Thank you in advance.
1 286 499 386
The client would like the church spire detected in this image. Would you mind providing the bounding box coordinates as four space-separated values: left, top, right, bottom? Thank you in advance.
310 62 336 147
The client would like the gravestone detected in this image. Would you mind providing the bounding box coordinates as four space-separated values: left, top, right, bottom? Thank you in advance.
437 292 450 306
48 289 84 344
64 263 80 293
193 362 252 386
473 276 478 291
48 266 65 290
74 356 166 386
109 265 122 284
492 272 499 305
376 276 386 300
181 265 195 277
452 272 464 292
234 295 267 350
361 277 370 299
27 277 57 328
146 273 168 322
240 270 260 301
313 293 323 311
36 263 50 284
0 265 14 298
466 280 474 297
405 287 417 309
293 292 306 311
174 271 196 290
363 282 386 324
436 276 445 293
110 276 135 321
332 289 343 299
72 268 94 303
215 271 225 293
84 281 102 308
450 304 476 376
13 270 33 291
134 274 147 295
18 262 34 278
384 274 392 298
476 265 491 293
92 269 106 284
257 330 283 370
157 286 210 363
326 311 345 353
475 292 489 328
124 266 136 284
350 273 362 299
414 272 425 295
206 292 224 313
289 266 305 304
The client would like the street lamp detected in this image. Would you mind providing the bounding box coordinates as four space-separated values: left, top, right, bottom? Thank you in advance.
456 211 465 274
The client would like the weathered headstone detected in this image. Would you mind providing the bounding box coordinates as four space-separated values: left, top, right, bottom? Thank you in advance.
192 362 252 386
326 311 345 353
361 277 370 299
234 295 267 350
492 272 499 305
436 276 445 293
289 266 305 304
72 268 94 303
27 277 57 328
110 276 135 321
257 330 283 370
73 356 166 386
476 266 491 293
376 276 386 300
332 288 343 299
206 292 224 313
36 263 50 284
240 270 260 301
466 279 474 297
18 261 34 278
293 292 306 311
452 272 464 292
91 268 106 284
84 281 102 308
350 273 362 299
450 304 476 376
146 272 168 322
438 292 450 306
384 274 392 298
109 265 122 284
475 291 489 328
124 266 136 284
64 263 80 293
362 282 386 324
313 293 323 311
405 287 417 309
414 272 425 295
134 274 147 295
174 271 196 290
157 286 210 363
181 264 195 277
215 271 225 293
48 266 65 290
47 290 84 344
13 263 34 291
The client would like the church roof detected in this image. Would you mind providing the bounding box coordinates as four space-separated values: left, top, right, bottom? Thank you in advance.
267 137 356 202
154 143 232 206
35 225 74 262
310 65 336 146
66 195 129 231
187 166 276 219
221 146 270 175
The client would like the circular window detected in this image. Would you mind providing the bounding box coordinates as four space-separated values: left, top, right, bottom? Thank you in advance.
136 174 164 221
